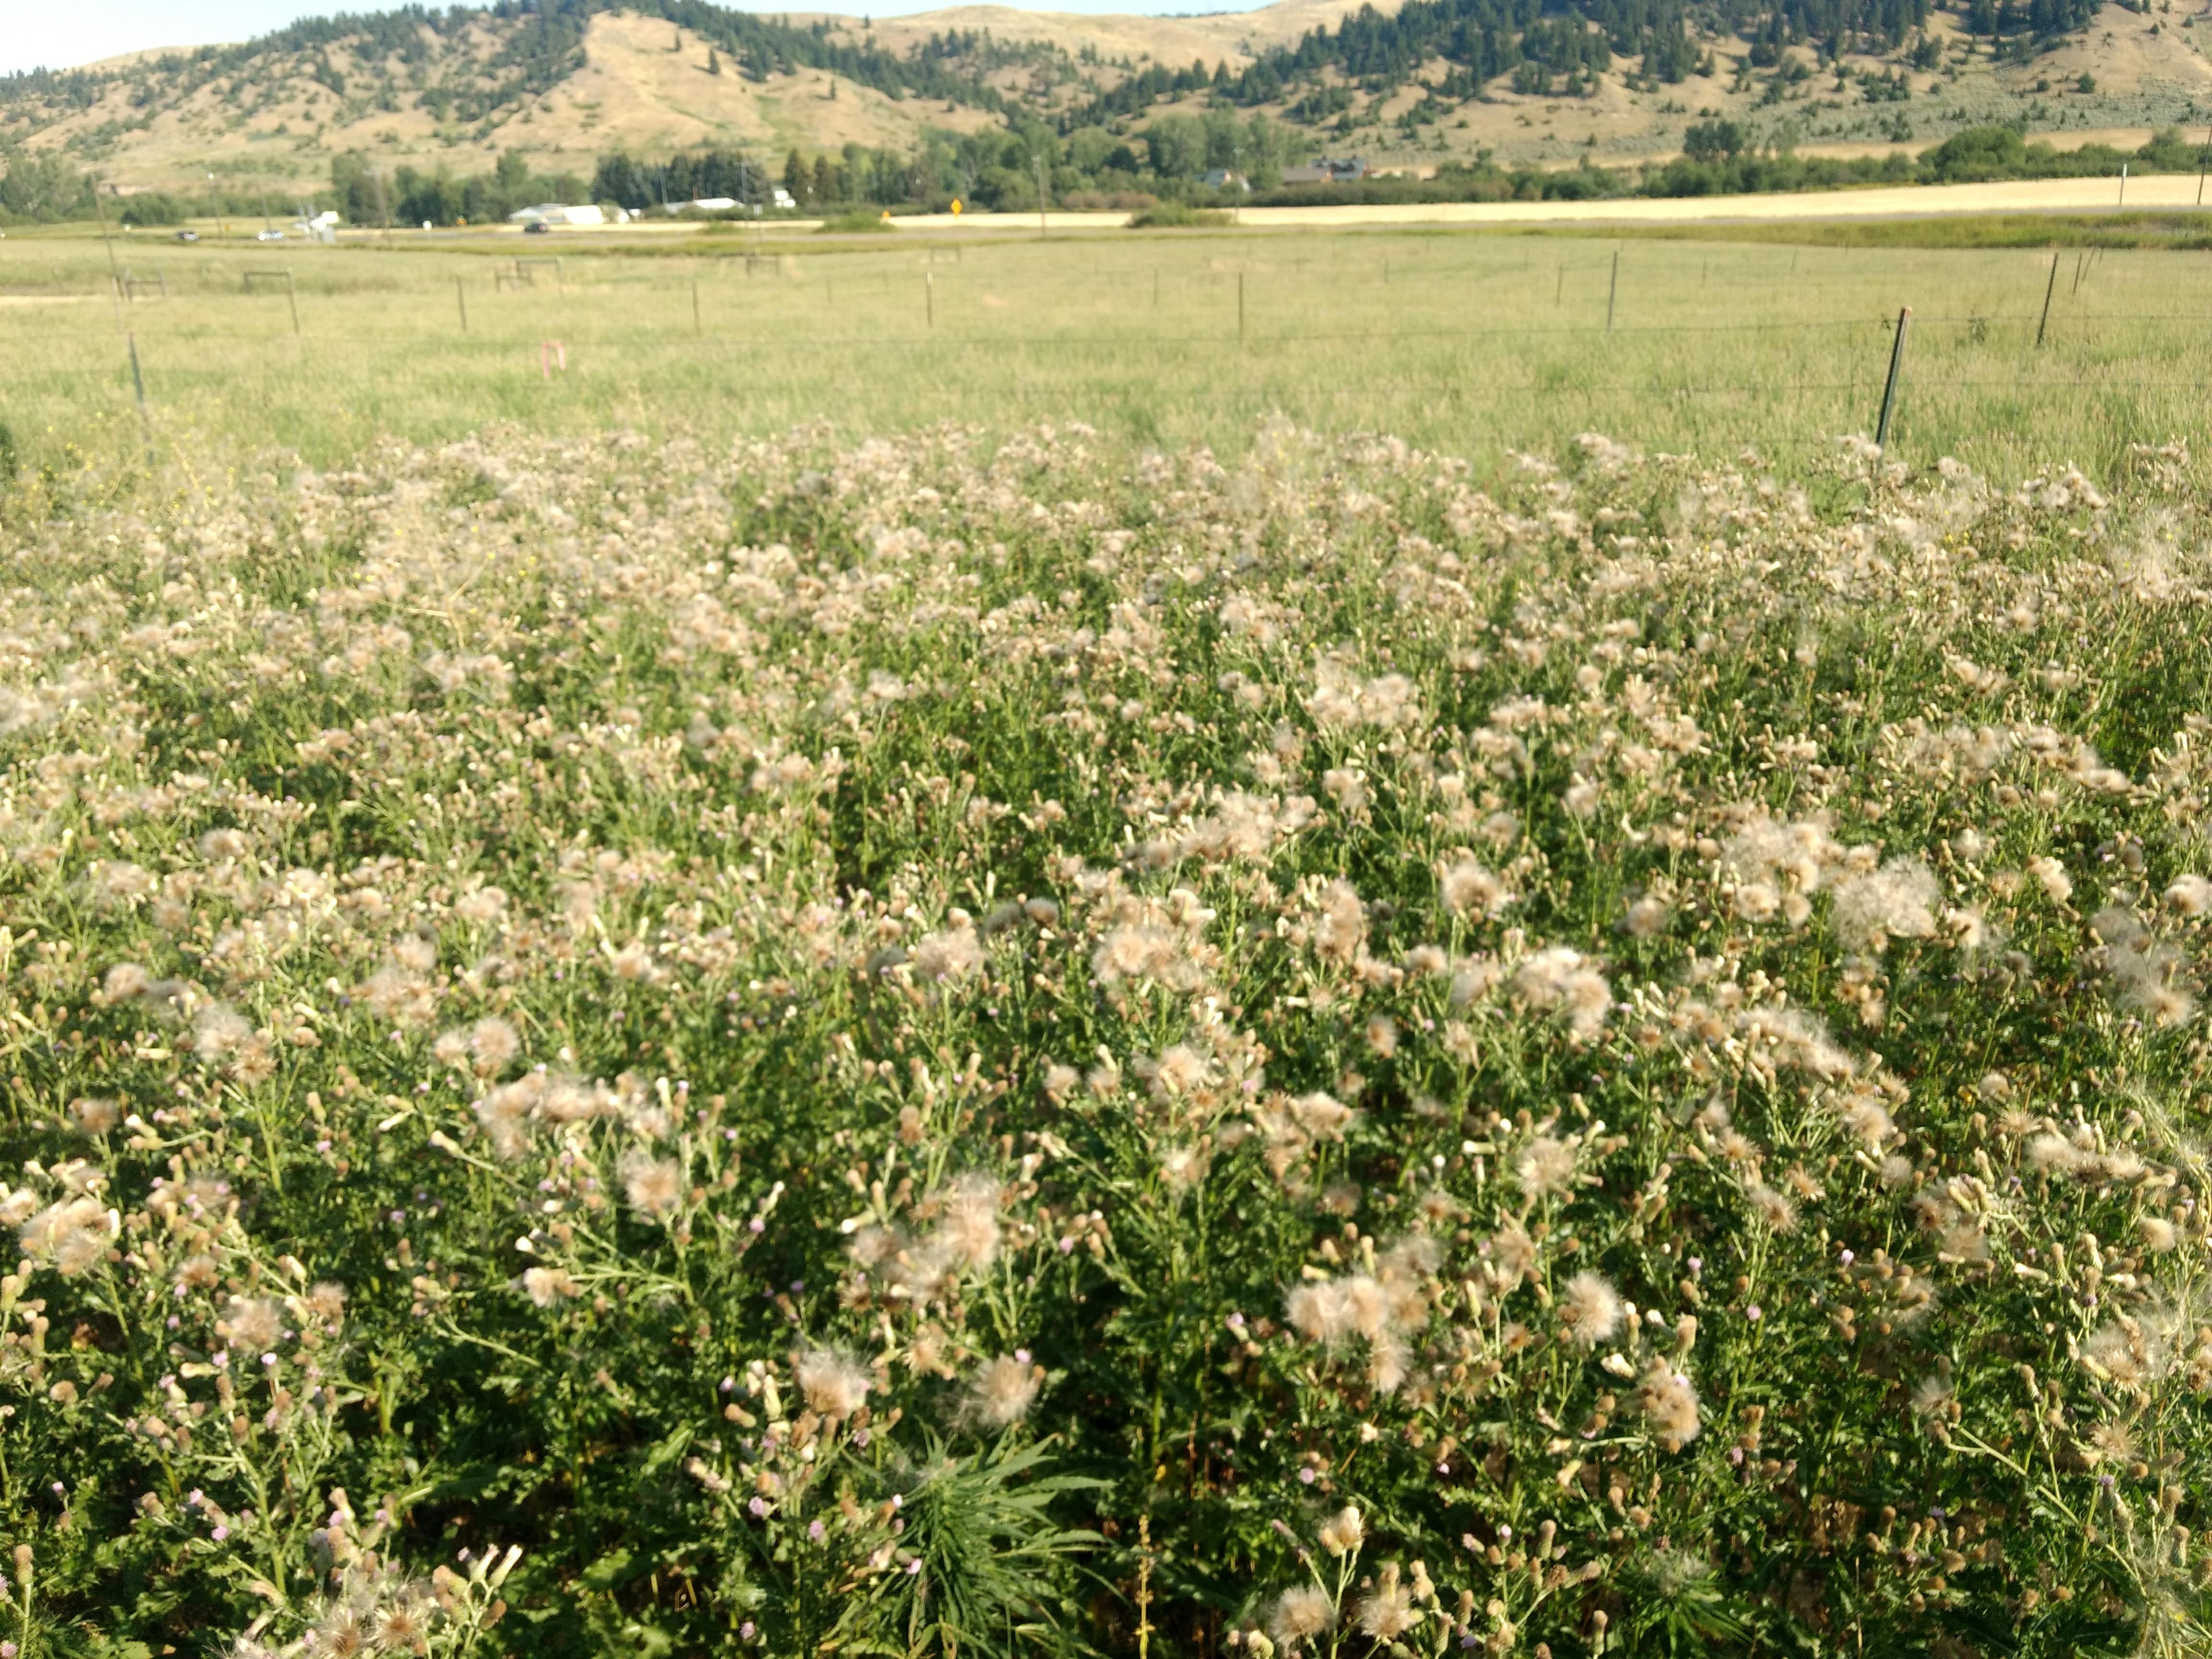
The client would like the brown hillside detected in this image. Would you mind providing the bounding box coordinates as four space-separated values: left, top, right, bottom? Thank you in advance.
3 0 2208 197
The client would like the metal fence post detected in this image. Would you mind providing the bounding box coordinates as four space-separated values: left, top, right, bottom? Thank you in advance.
1605 248 1619 333
1875 306 1911 450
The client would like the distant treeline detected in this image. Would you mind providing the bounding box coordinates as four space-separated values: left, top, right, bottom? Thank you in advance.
583 118 1294 216
333 149 588 226
3 122 2202 228
1239 123 2212 207
589 113 1298 216
0 153 95 222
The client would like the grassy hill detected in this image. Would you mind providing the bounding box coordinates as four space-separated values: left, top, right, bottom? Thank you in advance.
2 0 2210 204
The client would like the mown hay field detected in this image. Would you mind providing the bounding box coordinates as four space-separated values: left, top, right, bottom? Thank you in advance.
3 224 2212 1659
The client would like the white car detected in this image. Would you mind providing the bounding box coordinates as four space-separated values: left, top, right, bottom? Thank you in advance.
256 229 285 241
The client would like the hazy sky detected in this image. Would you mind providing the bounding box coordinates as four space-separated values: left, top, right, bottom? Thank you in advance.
0 0 1269 75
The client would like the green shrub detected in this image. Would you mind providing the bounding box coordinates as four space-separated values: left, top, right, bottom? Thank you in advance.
817 209 895 233
1128 200 1232 228
114 192 186 227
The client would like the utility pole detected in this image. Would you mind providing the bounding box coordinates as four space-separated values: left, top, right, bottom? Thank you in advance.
1034 152 1048 239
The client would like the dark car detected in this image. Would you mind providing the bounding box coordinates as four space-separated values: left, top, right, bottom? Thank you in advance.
524 221 552 235
174 229 199 242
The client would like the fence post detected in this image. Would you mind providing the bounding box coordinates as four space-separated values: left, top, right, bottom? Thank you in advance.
2035 252 2058 348
126 331 155 468
456 275 468 333
1605 248 1619 333
692 279 702 337
1875 306 1911 451
286 270 300 336
2119 162 2128 207
926 269 934 328
1237 271 1245 342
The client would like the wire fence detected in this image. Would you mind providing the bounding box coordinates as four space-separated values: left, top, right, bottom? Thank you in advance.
9 241 2212 467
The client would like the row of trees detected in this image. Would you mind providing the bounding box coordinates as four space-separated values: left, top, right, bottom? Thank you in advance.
0 152 93 222
1239 120 2206 205
14 102 2177 231
592 149 773 210
330 149 589 226
595 112 1301 220
0 156 199 225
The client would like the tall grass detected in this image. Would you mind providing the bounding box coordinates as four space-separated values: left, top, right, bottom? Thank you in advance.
3 226 2212 480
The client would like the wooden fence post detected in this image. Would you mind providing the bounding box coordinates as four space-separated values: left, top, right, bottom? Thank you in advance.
126 332 155 467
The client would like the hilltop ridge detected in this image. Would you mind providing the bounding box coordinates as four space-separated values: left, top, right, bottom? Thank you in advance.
2 0 2209 201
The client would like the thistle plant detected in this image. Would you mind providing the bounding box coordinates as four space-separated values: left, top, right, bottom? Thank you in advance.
0 422 2209 1657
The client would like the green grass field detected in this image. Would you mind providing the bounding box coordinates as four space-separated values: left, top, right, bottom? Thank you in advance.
4 221 2212 480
